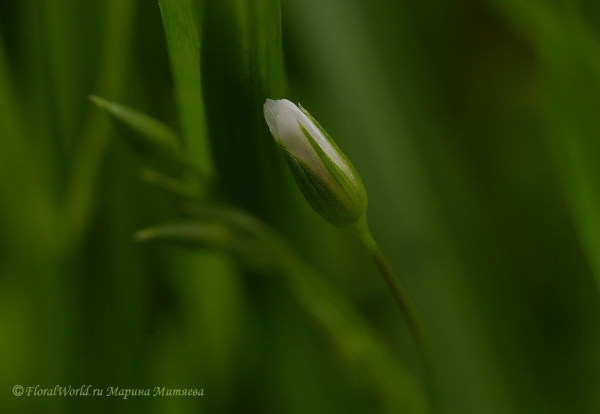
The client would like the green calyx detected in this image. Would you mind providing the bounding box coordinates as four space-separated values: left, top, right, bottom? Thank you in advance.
264 98 368 228
279 120 367 228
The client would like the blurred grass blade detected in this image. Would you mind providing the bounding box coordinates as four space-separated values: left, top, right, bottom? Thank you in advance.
285 260 429 414
135 221 235 250
139 168 203 200
136 213 429 412
541 15 600 293
64 0 136 249
90 95 185 170
491 0 600 292
41 0 101 148
0 31 55 251
158 0 213 175
201 0 287 219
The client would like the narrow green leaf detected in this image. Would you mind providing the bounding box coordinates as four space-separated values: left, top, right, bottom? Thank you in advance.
158 0 214 175
136 209 428 412
139 168 203 200
135 221 236 251
90 95 185 170
540 15 600 293
41 0 102 148
64 0 136 249
0 31 56 252
201 0 287 219
135 215 280 270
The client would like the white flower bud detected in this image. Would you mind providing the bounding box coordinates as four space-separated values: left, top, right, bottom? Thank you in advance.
264 99 367 228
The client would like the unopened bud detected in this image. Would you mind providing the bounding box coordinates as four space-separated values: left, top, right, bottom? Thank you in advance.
264 99 367 228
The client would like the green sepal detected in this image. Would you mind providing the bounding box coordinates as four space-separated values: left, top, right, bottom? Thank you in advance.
297 105 367 227
278 142 363 227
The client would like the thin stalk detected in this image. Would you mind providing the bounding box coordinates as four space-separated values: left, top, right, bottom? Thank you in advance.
351 217 441 413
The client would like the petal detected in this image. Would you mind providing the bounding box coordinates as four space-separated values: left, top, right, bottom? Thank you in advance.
263 99 279 137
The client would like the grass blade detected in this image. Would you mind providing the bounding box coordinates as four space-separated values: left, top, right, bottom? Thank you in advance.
201 0 287 220
158 0 213 175
90 95 184 170
0 31 55 251
492 0 600 293
64 0 136 249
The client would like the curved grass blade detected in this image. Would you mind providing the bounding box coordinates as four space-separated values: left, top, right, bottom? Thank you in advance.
90 95 185 172
136 212 429 413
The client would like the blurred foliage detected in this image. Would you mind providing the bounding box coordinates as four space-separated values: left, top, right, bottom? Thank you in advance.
1 0 600 413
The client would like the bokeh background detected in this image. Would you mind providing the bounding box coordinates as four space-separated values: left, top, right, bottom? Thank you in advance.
2 0 600 413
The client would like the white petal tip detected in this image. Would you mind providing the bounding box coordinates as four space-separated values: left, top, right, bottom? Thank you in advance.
263 99 280 135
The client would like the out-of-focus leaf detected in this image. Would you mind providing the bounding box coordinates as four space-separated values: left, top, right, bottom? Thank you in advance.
90 95 186 172
135 209 429 413
139 168 203 200
64 0 136 247
158 0 213 175
0 31 55 252
492 0 600 293
201 0 288 220
135 219 280 270
539 12 600 294
135 221 236 251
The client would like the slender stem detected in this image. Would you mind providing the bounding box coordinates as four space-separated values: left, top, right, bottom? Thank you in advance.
351 218 441 413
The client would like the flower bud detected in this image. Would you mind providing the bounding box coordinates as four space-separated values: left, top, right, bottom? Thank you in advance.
264 99 367 228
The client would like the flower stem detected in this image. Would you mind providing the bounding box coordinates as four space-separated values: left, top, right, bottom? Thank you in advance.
351 218 441 413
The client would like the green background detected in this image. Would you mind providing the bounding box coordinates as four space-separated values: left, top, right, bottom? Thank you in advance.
1 0 600 412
